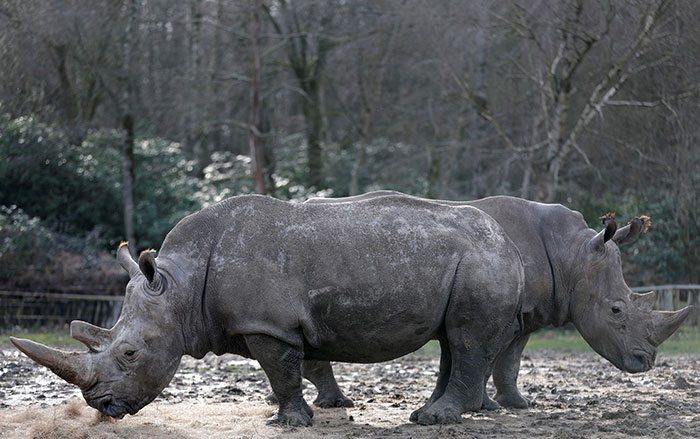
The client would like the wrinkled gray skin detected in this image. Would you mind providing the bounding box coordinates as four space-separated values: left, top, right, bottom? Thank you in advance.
12 195 526 426
295 191 693 412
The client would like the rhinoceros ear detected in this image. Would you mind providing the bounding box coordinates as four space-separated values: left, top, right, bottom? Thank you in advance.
588 213 617 252
138 249 163 293
612 215 651 246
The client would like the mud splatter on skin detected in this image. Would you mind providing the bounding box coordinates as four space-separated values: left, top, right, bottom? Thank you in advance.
1 348 699 438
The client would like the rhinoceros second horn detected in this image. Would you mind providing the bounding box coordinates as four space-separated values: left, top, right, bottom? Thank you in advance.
70 320 112 352
630 291 657 311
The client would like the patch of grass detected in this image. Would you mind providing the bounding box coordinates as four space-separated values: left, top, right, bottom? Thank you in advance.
3 327 700 354
525 327 700 354
415 340 441 356
525 330 590 353
0 330 81 348
655 326 700 354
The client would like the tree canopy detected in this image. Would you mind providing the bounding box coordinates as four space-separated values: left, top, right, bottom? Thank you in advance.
0 0 698 290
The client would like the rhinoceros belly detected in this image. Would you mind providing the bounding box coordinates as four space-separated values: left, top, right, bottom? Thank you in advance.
299 281 448 363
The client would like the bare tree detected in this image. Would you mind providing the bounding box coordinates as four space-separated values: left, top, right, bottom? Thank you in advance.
248 0 266 194
452 0 688 201
120 0 139 255
264 0 338 189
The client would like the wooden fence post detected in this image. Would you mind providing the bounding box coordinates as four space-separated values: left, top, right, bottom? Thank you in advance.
656 288 674 311
687 290 699 326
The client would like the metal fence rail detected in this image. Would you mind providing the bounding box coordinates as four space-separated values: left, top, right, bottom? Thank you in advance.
0 285 699 330
0 290 123 329
631 284 700 326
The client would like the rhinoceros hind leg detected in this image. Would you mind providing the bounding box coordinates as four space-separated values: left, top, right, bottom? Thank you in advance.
411 333 490 425
492 334 530 409
409 336 451 422
301 360 354 408
246 334 313 427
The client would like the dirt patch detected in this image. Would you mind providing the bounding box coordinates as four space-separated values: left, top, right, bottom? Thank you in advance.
1 348 699 438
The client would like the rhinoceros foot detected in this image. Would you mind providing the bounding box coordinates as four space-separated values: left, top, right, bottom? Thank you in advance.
265 392 278 405
313 394 354 408
267 390 354 408
266 407 313 427
494 390 529 409
411 403 462 425
266 397 314 427
481 393 501 411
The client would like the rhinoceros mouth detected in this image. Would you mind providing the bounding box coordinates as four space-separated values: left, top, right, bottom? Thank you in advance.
623 349 654 373
92 394 136 418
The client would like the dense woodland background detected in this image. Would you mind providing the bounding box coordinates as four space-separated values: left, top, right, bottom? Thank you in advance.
0 0 698 293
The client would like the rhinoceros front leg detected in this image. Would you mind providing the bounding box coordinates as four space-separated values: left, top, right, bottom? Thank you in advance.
264 361 353 408
301 360 354 408
245 334 313 427
492 333 530 409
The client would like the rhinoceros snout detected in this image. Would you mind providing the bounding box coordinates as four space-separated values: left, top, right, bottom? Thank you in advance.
92 394 132 419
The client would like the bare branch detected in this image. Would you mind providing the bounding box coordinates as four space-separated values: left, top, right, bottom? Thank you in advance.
561 0 670 154
605 99 661 108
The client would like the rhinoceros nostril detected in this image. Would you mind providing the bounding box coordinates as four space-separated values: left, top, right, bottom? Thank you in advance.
100 397 112 411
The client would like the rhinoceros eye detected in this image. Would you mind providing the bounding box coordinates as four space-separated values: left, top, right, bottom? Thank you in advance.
122 348 140 362
611 306 622 314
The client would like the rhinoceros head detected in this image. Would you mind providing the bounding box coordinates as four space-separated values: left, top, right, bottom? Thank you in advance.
11 243 183 418
568 214 692 373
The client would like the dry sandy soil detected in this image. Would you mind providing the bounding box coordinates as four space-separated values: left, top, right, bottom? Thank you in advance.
1 347 699 438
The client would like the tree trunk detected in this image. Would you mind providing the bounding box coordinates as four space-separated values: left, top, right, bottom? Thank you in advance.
186 0 208 176
304 84 324 189
349 143 365 196
210 0 225 151
121 113 137 256
426 144 441 199
262 0 330 190
120 0 138 257
520 152 533 199
259 104 276 195
249 0 265 194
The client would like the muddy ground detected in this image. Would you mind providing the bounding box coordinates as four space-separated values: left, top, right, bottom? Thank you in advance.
1 347 699 438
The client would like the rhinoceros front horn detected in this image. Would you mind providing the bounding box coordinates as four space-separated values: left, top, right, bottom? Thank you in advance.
649 306 694 346
10 337 93 388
